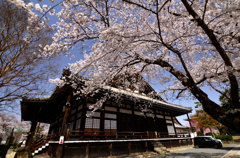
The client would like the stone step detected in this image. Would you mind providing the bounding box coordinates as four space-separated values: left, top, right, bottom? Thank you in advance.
155 147 167 151
151 141 171 155
32 143 50 157
152 144 164 147
154 148 169 155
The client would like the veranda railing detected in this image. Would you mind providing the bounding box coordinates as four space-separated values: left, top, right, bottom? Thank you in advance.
66 130 190 140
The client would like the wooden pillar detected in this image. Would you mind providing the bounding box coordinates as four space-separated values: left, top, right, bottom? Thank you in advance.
109 143 112 156
162 111 168 136
171 114 177 137
100 104 105 133
128 142 131 154
65 129 70 140
162 111 166 120
187 113 193 136
60 90 72 136
153 109 157 133
117 102 120 131
145 142 148 151
26 120 38 147
73 105 78 131
131 103 135 132
153 109 157 119
85 144 89 158
56 90 72 158
80 101 87 132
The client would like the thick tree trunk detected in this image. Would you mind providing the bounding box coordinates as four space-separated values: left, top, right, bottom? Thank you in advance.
190 86 240 132
26 120 37 147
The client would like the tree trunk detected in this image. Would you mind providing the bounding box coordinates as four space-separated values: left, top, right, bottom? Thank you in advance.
26 120 37 147
191 85 240 132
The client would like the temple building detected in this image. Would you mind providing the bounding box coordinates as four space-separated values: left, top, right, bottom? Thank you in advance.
21 69 193 157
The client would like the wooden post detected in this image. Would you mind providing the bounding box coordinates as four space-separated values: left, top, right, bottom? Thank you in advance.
85 144 89 158
128 142 131 154
26 120 37 147
162 111 168 136
31 140 37 152
169 135 172 148
80 101 87 132
187 113 193 137
100 104 105 136
109 143 112 156
171 115 177 137
65 129 70 141
60 90 72 136
56 90 72 158
145 142 148 151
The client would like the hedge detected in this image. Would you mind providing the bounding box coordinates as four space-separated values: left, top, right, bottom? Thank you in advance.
215 135 233 141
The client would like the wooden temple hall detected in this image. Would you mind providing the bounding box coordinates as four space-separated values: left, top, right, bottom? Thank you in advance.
21 68 193 157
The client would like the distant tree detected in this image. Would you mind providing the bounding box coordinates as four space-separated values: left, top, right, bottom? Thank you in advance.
0 112 19 134
0 112 30 140
191 110 218 135
0 112 30 158
191 102 227 135
0 0 59 111
35 123 50 138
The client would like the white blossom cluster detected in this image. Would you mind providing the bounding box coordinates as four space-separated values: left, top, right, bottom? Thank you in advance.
0 112 30 135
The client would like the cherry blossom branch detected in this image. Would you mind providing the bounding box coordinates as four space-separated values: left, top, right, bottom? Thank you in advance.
122 0 156 14
202 0 208 21
181 0 240 109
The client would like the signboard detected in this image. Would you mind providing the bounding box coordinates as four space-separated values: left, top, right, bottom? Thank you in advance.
59 136 64 144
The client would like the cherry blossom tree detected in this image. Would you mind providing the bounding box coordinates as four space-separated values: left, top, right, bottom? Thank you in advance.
7 0 240 132
191 108 226 136
0 112 30 141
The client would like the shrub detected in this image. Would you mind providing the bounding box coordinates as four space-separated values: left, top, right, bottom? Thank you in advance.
197 131 203 136
205 132 213 136
215 135 233 141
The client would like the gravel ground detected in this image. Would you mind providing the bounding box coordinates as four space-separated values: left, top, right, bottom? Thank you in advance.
30 144 239 158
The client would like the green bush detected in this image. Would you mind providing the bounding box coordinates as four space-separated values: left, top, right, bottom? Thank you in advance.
215 135 233 141
197 131 203 136
205 132 213 136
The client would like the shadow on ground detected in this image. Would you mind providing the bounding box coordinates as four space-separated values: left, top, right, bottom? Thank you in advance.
154 153 218 158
